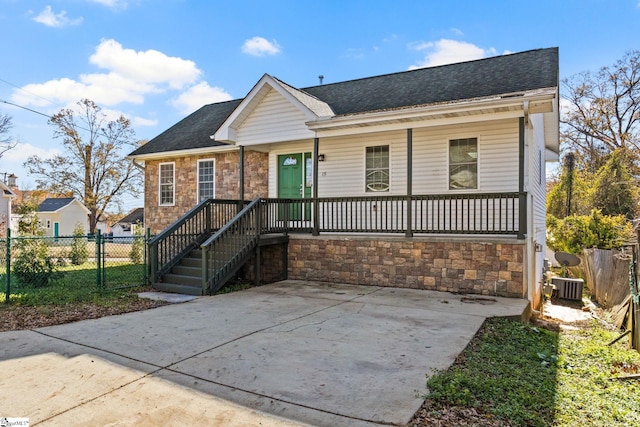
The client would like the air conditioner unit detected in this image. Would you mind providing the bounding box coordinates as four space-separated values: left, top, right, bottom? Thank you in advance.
551 277 584 301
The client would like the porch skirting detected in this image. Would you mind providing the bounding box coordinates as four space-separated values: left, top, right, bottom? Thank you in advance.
287 234 525 298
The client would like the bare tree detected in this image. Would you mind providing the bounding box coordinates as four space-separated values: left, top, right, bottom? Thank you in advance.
561 50 640 171
0 113 17 159
24 99 143 233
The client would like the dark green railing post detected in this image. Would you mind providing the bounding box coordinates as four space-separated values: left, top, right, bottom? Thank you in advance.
144 227 151 285
313 137 320 236
96 229 102 289
406 128 413 238
5 228 11 304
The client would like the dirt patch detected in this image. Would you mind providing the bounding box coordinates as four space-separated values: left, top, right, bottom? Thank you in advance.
0 299 166 332
408 400 514 427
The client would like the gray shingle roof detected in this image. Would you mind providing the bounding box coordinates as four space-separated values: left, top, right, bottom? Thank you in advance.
130 48 558 157
38 197 76 212
115 207 144 225
130 99 242 156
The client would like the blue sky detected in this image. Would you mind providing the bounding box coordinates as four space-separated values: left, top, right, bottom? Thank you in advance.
1 0 639 212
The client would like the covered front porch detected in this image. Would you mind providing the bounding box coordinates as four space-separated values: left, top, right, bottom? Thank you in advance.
148 193 526 297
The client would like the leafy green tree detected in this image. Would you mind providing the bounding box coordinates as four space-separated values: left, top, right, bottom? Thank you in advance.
546 153 592 218
69 223 89 265
24 99 143 234
591 149 638 219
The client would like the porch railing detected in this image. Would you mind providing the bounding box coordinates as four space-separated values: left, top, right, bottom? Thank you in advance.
260 192 523 236
148 199 244 283
200 198 261 294
149 191 523 288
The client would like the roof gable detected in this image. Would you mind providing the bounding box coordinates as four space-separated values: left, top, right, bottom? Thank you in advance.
214 74 333 143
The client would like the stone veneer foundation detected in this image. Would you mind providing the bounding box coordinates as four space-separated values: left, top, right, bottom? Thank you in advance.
287 234 525 298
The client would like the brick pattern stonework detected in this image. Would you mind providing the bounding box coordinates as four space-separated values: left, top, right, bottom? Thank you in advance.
241 242 288 284
144 151 268 233
288 235 525 297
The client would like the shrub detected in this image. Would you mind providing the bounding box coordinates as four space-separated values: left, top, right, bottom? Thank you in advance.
69 223 89 265
547 210 632 254
128 226 143 264
13 211 59 287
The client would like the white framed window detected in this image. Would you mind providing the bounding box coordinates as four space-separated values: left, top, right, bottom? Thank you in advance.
197 159 216 202
449 138 478 190
159 162 175 206
365 145 390 192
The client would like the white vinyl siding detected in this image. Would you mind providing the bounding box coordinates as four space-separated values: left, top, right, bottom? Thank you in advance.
236 88 315 145
266 119 519 197
197 159 215 202
159 162 175 206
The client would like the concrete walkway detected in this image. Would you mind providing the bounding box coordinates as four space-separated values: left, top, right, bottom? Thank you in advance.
0 281 529 426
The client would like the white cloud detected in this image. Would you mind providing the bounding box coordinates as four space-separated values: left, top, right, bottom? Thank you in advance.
408 39 499 69
12 40 208 107
88 0 129 10
1 141 60 164
90 39 201 90
11 39 221 117
171 82 233 115
32 6 83 28
241 36 282 57
132 116 158 127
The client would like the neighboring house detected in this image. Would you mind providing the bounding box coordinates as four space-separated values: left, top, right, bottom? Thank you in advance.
37 198 90 237
129 48 559 308
0 181 17 236
112 208 144 237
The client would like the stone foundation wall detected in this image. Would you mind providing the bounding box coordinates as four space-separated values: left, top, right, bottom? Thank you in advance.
288 235 525 297
241 242 288 284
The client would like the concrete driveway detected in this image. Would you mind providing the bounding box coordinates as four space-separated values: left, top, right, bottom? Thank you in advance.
0 280 528 426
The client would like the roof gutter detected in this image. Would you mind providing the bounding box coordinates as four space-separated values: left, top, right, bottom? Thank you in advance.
127 144 240 162
306 88 557 132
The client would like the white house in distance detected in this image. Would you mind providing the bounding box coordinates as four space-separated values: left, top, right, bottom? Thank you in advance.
0 180 17 235
37 197 90 237
112 207 144 237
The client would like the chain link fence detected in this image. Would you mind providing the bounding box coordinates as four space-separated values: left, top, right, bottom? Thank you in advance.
2 229 150 304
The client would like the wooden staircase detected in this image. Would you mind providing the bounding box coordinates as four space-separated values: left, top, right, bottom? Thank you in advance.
149 198 288 296
154 248 205 295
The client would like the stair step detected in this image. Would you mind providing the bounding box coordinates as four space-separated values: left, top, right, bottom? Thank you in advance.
163 273 201 287
180 257 202 268
153 282 203 296
172 265 202 277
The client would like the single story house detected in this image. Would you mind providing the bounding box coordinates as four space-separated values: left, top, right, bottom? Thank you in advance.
37 197 90 237
112 207 144 237
129 47 559 309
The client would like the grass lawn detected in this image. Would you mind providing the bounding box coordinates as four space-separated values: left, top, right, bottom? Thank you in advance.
414 316 640 426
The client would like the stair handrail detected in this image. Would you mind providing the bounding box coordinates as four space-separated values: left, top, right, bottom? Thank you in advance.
200 197 261 294
148 198 241 283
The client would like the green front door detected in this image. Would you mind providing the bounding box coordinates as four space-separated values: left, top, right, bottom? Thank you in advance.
278 153 312 220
